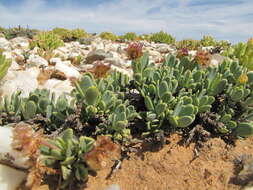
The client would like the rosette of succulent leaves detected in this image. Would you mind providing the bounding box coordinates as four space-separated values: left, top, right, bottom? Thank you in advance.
0 89 76 133
132 52 253 138
72 72 139 140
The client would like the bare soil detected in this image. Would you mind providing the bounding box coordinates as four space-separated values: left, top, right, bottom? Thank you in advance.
86 134 253 190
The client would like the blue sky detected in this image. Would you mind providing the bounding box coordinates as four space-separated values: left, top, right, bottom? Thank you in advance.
0 0 252 43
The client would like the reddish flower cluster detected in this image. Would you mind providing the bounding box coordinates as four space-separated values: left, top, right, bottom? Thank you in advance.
177 48 189 58
125 42 143 60
194 50 211 67
87 62 112 78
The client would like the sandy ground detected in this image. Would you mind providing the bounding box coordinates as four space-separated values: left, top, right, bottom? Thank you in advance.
86 134 253 190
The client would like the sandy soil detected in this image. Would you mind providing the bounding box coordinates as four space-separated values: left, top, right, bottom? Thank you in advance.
86 134 253 190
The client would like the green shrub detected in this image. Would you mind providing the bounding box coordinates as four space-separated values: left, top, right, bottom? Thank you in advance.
139 34 151 41
119 32 138 41
217 40 231 50
0 51 11 81
150 31 175 44
71 28 89 40
30 31 64 51
0 27 6 34
3 26 39 39
52 28 88 42
99 32 118 41
200 35 217 47
52 27 73 42
176 39 201 50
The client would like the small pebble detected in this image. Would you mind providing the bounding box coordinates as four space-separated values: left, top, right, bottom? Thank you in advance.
105 184 121 190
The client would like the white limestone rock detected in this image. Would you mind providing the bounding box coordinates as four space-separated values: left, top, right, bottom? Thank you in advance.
0 67 39 98
105 184 121 190
55 60 80 78
0 126 30 169
10 37 30 50
0 165 27 190
41 79 74 100
0 38 10 50
27 54 48 68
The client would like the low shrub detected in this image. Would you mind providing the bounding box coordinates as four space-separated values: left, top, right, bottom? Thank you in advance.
52 28 88 42
150 31 175 44
99 32 118 41
200 35 217 47
30 31 64 51
0 51 11 81
2 26 39 39
119 32 138 41
176 39 201 50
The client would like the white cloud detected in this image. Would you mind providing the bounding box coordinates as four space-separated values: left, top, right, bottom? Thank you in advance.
0 0 252 43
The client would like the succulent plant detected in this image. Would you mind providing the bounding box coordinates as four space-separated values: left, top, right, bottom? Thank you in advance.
73 73 127 121
235 122 253 137
205 68 228 96
0 51 11 81
40 128 95 188
192 90 215 113
107 103 139 140
0 89 75 131
125 42 143 60
236 41 253 70
131 52 156 86
167 97 196 128
106 71 130 92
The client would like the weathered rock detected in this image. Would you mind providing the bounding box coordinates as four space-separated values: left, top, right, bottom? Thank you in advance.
79 37 94 45
0 67 39 98
211 53 225 63
91 39 104 50
188 50 197 57
0 126 30 169
157 44 174 54
49 57 62 65
105 184 121 190
55 60 80 78
0 164 27 190
41 79 74 100
148 50 161 57
27 54 48 68
85 49 112 64
10 37 30 50
2 51 13 59
8 61 20 71
0 38 10 50
117 46 126 54
104 43 119 52
104 57 121 66
202 46 214 52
